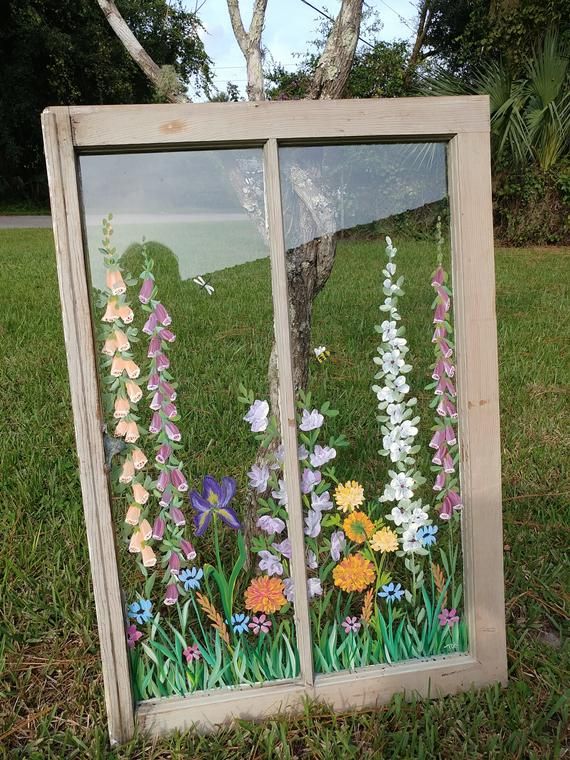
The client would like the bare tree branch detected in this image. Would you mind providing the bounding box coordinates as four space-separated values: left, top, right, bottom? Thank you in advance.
226 0 248 53
404 0 432 86
226 0 268 100
307 0 364 99
96 0 189 102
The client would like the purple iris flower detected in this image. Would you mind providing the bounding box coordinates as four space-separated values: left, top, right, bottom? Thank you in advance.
189 475 241 536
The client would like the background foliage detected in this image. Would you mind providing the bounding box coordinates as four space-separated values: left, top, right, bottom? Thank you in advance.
0 0 211 206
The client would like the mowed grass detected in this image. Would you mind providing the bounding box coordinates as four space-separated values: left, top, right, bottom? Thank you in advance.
0 228 568 758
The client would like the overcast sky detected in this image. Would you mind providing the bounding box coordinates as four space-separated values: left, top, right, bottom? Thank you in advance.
189 0 417 98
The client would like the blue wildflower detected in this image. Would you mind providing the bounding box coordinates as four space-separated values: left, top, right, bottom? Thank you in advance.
179 567 204 591
417 525 438 547
378 582 405 603
128 598 153 624
230 613 250 634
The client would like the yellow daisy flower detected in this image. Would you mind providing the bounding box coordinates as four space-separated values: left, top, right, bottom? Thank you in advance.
343 511 375 544
370 527 399 553
333 553 375 593
334 480 365 513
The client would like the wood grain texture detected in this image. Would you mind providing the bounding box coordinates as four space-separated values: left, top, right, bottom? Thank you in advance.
68 97 491 149
448 131 508 684
41 107 135 744
137 653 489 734
264 138 314 686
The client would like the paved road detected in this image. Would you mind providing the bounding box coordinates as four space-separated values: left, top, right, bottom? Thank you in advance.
0 215 52 228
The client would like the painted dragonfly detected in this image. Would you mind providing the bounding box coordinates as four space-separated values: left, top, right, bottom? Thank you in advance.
192 276 215 295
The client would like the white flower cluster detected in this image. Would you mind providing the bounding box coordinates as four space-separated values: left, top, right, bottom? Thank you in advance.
372 237 430 553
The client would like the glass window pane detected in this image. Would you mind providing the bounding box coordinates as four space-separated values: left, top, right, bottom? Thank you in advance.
279 143 467 674
79 149 299 701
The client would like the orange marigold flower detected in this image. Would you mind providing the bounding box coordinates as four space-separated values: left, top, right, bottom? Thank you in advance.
343 511 375 544
334 480 364 512
245 576 286 614
333 553 375 593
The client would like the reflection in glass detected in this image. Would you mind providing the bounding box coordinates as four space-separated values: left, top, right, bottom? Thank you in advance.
279 143 467 673
80 149 299 701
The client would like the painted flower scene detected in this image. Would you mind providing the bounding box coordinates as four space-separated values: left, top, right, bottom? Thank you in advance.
86 144 466 702
92 204 467 702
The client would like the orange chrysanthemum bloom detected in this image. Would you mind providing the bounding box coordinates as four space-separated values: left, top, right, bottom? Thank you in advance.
333 553 375 593
370 527 399 553
334 480 365 513
245 576 286 614
343 511 375 544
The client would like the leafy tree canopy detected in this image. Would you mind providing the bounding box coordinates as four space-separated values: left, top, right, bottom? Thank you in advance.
0 0 212 202
423 0 570 77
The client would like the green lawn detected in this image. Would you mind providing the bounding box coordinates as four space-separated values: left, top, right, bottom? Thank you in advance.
0 228 568 758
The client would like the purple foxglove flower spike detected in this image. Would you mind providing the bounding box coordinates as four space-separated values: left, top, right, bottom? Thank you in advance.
149 412 162 434
434 470 446 492
435 376 446 396
152 517 165 540
156 443 172 464
438 339 453 359
159 328 176 342
171 468 188 492
444 425 457 446
150 391 163 411
447 490 463 510
439 496 453 520
435 285 450 311
431 267 444 286
432 360 445 380
159 488 173 507
148 336 161 358
156 469 170 492
436 398 448 418
432 325 447 343
445 398 458 419
156 353 170 372
143 312 158 335
432 445 447 466
180 538 196 560
147 372 160 391
154 303 171 326
139 277 154 304
164 421 181 441
170 507 186 526
169 552 181 576
163 402 177 419
433 302 446 324
159 380 176 401
164 583 179 605
429 428 445 450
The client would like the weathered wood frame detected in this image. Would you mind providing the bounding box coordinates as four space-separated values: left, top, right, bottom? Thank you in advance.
42 96 507 745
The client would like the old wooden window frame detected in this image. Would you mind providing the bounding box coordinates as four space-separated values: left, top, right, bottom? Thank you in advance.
42 96 507 745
